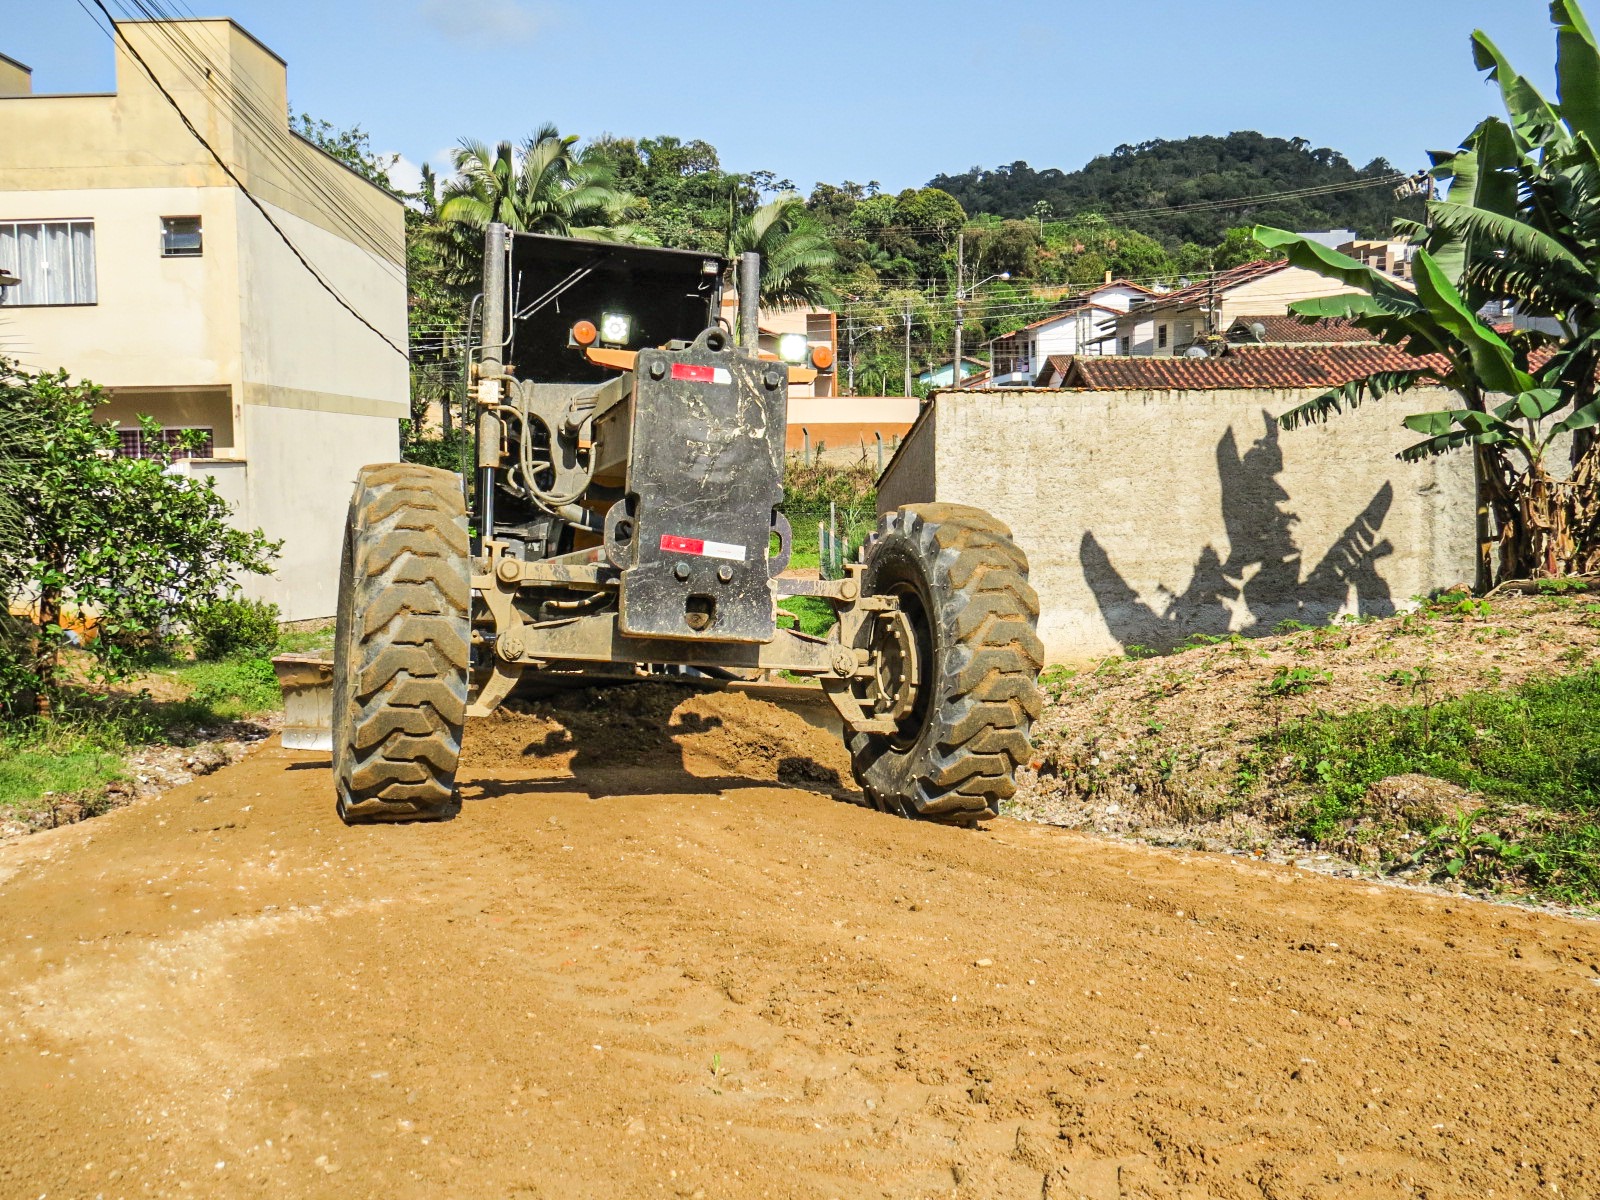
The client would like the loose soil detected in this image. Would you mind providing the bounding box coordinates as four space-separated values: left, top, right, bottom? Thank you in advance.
2 683 1598 1198
1011 591 1600 867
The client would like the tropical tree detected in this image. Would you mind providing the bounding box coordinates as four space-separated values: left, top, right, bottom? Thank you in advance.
730 194 838 309
0 359 278 712
1254 0 1600 585
438 124 640 238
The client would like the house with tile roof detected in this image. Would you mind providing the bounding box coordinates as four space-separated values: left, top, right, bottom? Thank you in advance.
1108 260 1372 357
985 279 1159 385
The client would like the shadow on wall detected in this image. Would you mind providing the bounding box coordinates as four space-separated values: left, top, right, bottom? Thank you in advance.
1080 411 1396 651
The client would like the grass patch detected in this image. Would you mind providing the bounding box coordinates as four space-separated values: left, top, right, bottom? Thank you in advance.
1253 666 1600 902
0 725 125 816
778 597 838 637
156 655 284 724
278 623 334 655
0 630 309 826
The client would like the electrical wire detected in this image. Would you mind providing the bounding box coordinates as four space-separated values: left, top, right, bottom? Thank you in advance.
103 0 407 276
86 0 409 359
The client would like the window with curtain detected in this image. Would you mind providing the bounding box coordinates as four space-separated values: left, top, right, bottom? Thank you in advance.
0 220 98 306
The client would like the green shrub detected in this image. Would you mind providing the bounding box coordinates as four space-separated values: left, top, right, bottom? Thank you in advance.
191 596 281 661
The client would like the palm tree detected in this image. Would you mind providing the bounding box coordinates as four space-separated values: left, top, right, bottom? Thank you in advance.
730 194 837 309
438 125 641 239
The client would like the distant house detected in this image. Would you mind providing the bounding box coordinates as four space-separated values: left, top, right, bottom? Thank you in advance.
1337 238 1415 283
715 294 841 398
1036 341 1445 391
916 357 988 389
759 306 838 399
1108 259 1366 357
986 279 1158 385
0 20 406 620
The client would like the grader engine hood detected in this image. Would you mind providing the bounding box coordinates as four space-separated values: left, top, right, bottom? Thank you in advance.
612 330 785 643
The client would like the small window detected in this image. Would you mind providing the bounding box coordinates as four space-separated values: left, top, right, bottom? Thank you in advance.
1119 336 1130 355
1157 324 1169 349
161 216 203 258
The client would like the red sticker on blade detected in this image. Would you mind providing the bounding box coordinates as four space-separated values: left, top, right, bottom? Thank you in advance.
669 363 733 385
661 534 705 554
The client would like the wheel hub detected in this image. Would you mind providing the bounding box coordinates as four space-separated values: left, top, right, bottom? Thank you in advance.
869 606 922 723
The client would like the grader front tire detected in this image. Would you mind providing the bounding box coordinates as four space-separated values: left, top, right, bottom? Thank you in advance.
849 504 1044 826
333 464 470 824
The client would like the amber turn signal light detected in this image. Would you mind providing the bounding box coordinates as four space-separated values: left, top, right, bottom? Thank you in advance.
572 319 598 346
809 344 835 371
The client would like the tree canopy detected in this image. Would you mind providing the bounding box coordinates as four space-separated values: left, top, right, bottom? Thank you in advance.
929 132 1424 247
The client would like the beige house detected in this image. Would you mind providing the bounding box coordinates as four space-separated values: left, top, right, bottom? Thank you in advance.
0 20 407 620
1109 260 1368 357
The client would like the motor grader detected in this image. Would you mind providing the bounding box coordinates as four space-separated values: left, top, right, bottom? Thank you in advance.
330 223 1042 826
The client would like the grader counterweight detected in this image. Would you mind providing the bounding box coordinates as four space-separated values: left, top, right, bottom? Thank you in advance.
330 223 1043 826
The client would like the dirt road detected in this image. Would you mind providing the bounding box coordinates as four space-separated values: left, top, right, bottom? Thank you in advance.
1 685 1597 1199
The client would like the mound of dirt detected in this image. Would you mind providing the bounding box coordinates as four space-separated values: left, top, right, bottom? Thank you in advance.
462 681 855 794
1010 590 1600 886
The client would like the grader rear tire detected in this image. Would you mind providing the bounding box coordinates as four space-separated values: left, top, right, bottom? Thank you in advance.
849 504 1044 826
333 464 470 824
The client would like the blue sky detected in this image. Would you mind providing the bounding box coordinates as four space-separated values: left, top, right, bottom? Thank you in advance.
5 0 1558 197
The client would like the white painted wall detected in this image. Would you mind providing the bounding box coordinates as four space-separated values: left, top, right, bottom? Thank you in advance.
238 405 397 619
235 194 408 411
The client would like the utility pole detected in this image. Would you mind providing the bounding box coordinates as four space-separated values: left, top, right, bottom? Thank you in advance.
902 297 913 397
952 230 965 391
846 318 855 395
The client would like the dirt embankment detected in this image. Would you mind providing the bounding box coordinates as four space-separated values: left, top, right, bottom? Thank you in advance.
1 684 1598 1199
1012 591 1600 867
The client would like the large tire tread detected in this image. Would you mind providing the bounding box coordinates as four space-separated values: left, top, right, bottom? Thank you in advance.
334 464 469 824
849 504 1044 826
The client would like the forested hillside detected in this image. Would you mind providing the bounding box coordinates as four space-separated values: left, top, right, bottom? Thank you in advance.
928 132 1422 247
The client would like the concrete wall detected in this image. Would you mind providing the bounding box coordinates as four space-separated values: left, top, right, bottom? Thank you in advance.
876 405 936 512
0 185 243 386
237 405 396 618
877 387 1477 662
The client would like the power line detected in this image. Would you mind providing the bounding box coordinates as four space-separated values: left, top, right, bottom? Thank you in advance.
105 1 407 276
87 0 409 360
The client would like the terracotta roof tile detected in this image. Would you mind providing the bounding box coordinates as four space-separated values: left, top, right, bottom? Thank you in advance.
1151 260 1289 308
1226 314 1378 344
1048 344 1448 391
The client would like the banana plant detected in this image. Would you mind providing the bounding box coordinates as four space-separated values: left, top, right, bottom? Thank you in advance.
1253 0 1600 584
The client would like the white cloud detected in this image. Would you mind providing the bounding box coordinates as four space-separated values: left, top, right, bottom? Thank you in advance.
418 0 542 44
387 154 424 197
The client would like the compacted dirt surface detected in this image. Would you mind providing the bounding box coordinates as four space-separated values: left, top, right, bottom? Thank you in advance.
1 685 1598 1200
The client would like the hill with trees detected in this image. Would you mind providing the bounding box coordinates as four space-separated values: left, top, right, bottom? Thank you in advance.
928 132 1423 248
